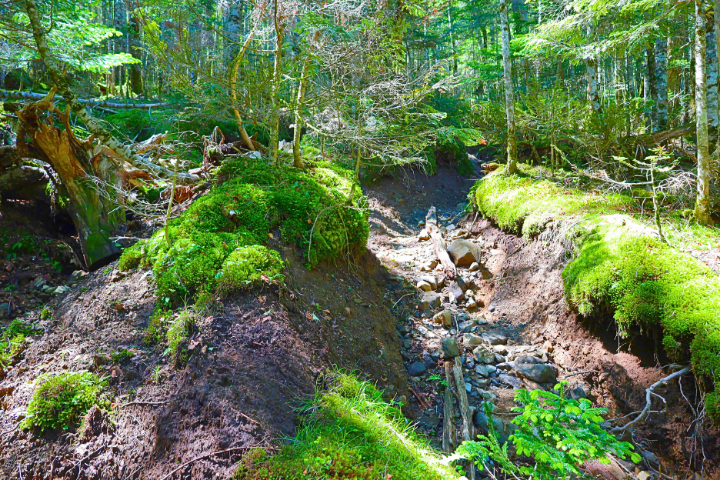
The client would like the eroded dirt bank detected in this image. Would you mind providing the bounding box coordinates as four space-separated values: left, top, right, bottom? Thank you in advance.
365 165 718 479
0 242 409 478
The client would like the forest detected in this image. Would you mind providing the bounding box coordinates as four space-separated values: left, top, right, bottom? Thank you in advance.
1 0 720 478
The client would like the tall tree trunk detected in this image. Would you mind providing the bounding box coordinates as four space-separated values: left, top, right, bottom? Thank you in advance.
500 0 517 173
655 38 669 130
706 24 719 128
292 31 321 169
695 0 713 224
228 25 257 151
127 5 145 96
647 43 658 131
447 0 458 74
269 1 285 166
586 30 601 112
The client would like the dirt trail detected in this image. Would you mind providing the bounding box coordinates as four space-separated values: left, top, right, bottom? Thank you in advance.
365 165 717 480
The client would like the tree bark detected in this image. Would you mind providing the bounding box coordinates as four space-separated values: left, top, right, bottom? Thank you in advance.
647 43 658 130
655 38 669 131
269 1 285 166
292 31 321 169
228 26 258 151
17 98 123 269
707 24 719 128
500 0 517 173
695 0 713 224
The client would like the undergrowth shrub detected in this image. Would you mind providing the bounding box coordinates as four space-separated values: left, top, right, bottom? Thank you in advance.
458 382 639 479
21 371 106 432
119 160 368 306
236 373 459 480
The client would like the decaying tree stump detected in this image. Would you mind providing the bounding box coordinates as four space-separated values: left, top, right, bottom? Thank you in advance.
16 93 124 269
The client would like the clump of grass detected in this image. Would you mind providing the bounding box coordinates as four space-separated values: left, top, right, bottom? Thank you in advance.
0 320 42 368
236 373 459 480
119 160 367 306
21 371 107 432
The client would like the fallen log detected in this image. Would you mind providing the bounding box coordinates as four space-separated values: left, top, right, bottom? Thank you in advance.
426 206 457 279
442 360 456 454
453 356 475 480
0 89 169 109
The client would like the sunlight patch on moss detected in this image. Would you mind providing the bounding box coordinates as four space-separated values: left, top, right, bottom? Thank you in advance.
236 373 460 480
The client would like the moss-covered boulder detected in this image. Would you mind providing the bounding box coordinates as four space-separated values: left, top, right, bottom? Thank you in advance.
119 159 368 306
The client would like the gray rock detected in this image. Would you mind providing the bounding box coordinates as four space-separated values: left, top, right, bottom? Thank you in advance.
407 361 427 376
448 282 465 303
464 382 472 393
494 353 506 364
0 303 10 317
458 320 475 333
53 285 71 296
473 345 496 364
495 362 515 371
514 364 556 384
477 390 498 402
41 285 55 294
419 292 441 311
641 450 661 469
482 333 508 345
476 378 491 388
433 309 452 327
417 280 433 292
568 386 587 400
463 333 483 347
475 364 497 377
515 355 543 365
417 275 437 290
498 373 523 389
469 262 480 272
448 239 481 267
441 337 460 358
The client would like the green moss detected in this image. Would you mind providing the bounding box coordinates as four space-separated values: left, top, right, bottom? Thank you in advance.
0 320 42 368
119 160 368 306
166 311 196 365
110 348 135 364
145 309 171 346
236 373 459 480
472 167 720 419
471 164 633 239
21 371 106 432
218 246 283 295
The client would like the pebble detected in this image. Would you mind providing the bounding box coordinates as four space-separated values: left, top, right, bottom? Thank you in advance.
482 333 508 345
462 333 483 347
441 337 460 358
469 262 480 272
406 362 427 376
432 309 452 327
473 345 495 364
514 364 556 383
498 373 523 389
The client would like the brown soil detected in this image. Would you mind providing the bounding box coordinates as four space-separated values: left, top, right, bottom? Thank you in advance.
0 244 407 479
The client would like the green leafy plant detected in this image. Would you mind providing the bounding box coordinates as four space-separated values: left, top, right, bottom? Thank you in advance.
110 348 135 364
458 382 639 480
21 371 107 432
40 307 52 320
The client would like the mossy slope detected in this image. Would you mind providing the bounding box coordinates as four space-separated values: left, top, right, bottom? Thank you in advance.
236 373 460 480
119 159 368 306
471 165 720 418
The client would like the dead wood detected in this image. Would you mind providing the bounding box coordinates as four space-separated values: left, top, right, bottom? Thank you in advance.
426 206 457 279
442 360 456 454
0 89 170 109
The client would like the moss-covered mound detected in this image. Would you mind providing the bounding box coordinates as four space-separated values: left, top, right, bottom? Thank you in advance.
119 159 368 306
236 373 460 480
470 165 720 419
